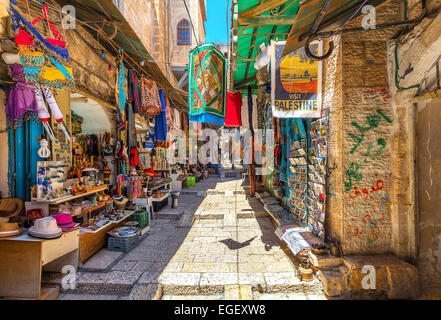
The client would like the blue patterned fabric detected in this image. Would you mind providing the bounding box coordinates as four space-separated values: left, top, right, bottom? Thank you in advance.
189 113 225 126
154 89 168 141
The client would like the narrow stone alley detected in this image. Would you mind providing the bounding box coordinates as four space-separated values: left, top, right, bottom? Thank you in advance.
54 176 325 300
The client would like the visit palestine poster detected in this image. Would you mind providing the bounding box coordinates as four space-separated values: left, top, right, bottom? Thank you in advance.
271 41 322 118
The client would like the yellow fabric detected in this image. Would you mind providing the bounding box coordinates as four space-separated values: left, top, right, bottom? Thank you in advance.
19 46 73 83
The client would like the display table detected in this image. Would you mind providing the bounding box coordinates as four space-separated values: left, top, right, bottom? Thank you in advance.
0 229 79 299
79 211 134 263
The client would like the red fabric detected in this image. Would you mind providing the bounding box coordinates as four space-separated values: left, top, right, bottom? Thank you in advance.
15 28 34 46
225 91 242 127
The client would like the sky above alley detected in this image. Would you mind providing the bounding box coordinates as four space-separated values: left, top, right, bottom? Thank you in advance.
204 0 230 45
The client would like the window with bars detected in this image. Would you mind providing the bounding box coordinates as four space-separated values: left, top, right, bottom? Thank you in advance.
177 19 191 45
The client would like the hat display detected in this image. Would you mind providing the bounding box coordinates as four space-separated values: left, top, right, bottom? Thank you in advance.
0 198 24 223
52 213 79 231
29 216 62 239
0 222 22 238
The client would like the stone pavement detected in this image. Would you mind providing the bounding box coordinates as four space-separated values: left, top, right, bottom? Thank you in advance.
57 176 325 300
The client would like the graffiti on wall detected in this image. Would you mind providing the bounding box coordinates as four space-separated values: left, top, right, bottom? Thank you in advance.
344 107 393 246
344 108 393 192
346 193 390 244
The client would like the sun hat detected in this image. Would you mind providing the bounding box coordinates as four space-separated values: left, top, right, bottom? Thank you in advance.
29 216 62 239
0 222 22 238
52 213 78 231
0 198 24 223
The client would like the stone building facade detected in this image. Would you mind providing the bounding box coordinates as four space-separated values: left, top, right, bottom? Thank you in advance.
122 0 207 85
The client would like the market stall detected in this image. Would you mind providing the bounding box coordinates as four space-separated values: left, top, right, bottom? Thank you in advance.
0 0 189 299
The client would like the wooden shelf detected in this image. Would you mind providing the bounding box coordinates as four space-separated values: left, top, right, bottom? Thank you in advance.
32 185 109 205
75 199 114 216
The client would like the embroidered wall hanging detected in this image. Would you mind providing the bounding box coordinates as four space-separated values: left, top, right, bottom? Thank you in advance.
188 44 227 119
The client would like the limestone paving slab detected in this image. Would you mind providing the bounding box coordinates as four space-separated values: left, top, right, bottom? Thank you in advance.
158 272 202 295
199 272 239 293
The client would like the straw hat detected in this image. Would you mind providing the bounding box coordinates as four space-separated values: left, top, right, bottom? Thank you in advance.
114 197 128 210
0 222 22 238
29 217 62 239
0 198 24 223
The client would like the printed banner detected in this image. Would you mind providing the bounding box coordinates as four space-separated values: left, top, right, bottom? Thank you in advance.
271 41 322 118
188 43 227 118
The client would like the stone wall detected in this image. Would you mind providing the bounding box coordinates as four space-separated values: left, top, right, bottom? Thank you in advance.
324 0 410 256
385 0 441 287
123 0 206 85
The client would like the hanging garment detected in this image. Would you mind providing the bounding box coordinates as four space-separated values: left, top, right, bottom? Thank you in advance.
241 94 258 129
127 69 141 113
5 63 38 127
154 89 168 141
225 91 242 128
140 77 161 116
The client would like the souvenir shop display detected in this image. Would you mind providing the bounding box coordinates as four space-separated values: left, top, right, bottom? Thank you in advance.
306 116 328 240
35 161 68 200
288 139 309 225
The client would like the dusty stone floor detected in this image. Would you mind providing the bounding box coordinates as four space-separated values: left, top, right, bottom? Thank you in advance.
57 176 325 300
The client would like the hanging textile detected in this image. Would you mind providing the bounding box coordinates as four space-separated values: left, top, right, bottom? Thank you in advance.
165 95 172 130
188 44 227 121
127 69 141 113
114 49 126 120
10 2 70 62
189 113 225 126
19 48 74 89
154 89 168 141
139 77 161 116
225 91 242 128
241 94 258 130
5 64 38 128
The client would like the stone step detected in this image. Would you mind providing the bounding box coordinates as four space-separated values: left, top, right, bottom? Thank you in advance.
140 272 321 297
317 255 419 299
66 271 143 295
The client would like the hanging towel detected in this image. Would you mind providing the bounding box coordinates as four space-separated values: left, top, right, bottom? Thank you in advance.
154 89 168 141
225 91 242 127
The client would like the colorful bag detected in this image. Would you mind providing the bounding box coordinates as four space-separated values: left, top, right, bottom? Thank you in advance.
140 77 161 116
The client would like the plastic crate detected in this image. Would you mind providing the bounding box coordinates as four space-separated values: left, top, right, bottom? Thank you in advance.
129 210 149 229
187 176 196 187
108 234 139 252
